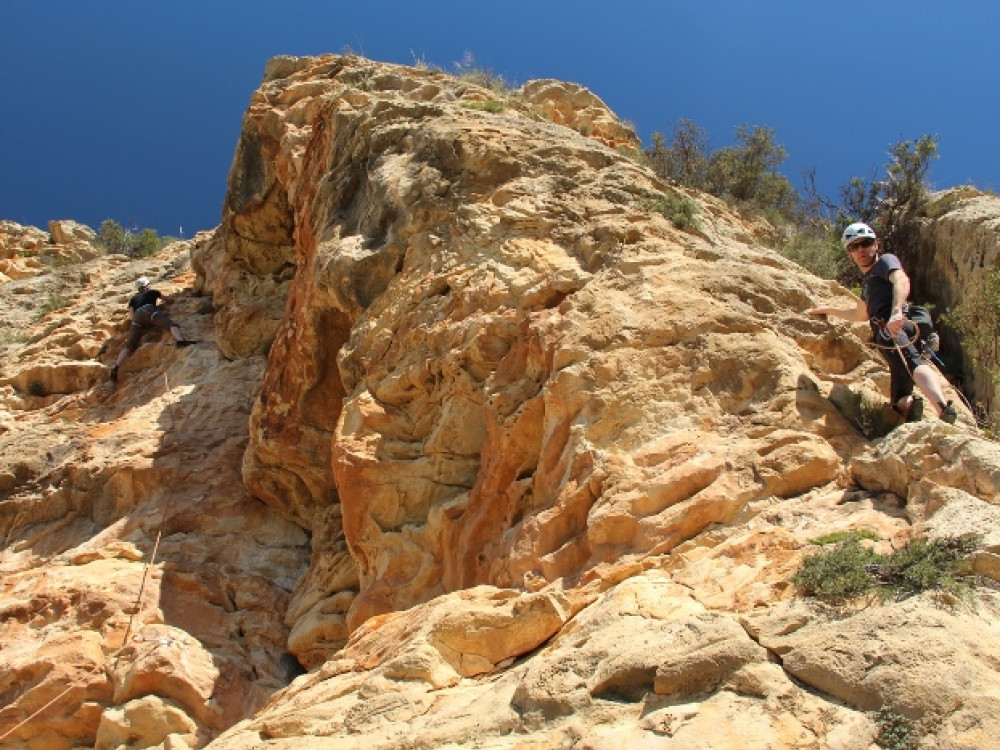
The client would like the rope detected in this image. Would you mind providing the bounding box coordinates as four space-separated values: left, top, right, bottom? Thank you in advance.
112 488 175 671
0 668 100 744
1 319 189 743
866 319 922 384
868 319 978 419
0 463 176 744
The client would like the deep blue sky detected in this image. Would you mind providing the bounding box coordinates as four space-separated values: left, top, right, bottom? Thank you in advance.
3 1 998 237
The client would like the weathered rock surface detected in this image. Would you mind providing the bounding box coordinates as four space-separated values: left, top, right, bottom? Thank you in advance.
0 219 102 283
2 55 1000 750
1 238 310 748
909 188 1000 409
1 221 54 281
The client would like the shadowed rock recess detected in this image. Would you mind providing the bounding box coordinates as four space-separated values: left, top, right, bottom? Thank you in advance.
2 55 1000 749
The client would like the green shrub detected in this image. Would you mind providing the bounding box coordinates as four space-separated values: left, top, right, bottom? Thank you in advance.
617 146 650 167
37 253 79 269
836 134 939 251
874 708 920 750
97 218 128 254
646 120 797 221
794 537 880 602
872 536 980 600
776 227 854 283
0 330 29 348
97 219 165 258
645 119 710 192
36 292 70 320
923 192 962 220
644 191 699 230
131 228 160 258
810 529 881 546
461 100 505 113
795 534 980 605
706 125 798 215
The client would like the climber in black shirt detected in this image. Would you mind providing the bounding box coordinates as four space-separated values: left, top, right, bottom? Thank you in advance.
807 223 957 424
110 276 194 382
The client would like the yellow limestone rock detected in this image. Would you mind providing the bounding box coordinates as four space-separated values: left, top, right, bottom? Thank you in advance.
3 54 1000 750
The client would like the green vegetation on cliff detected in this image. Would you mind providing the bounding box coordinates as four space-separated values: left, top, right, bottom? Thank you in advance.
96 218 175 258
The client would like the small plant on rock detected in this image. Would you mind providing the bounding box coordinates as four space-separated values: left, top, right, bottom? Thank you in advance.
35 292 70 320
857 391 893 439
453 51 512 95
795 534 980 605
644 191 699 230
0 330 30 349
461 100 505 113
874 707 920 750
833 387 893 439
872 535 980 600
810 529 881 546
794 536 880 602
941 266 1000 429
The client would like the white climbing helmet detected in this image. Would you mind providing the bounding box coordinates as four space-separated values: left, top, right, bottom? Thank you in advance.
135 276 151 290
841 222 878 249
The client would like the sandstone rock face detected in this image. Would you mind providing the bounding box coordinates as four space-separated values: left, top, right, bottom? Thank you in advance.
210 577 875 750
48 219 98 246
3 54 1000 750
0 220 51 259
1 239 310 748
518 78 642 151
212 54 863 647
0 219 102 283
0 220 51 281
203 55 999 748
910 189 1000 408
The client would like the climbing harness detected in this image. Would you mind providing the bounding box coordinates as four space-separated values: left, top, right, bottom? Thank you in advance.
867 318 926 388
869 318 974 418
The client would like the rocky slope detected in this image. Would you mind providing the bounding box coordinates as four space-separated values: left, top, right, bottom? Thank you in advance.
1 55 999 750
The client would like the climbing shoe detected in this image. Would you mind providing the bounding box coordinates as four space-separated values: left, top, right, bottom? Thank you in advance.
176 340 197 348
109 366 118 383
905 396 924 423
939 401 957 424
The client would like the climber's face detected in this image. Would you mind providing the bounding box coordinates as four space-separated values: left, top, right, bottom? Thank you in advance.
846 237 878 269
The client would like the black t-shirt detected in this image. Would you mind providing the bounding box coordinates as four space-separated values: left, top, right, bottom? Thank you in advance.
128 289 162 312
861 253 903 321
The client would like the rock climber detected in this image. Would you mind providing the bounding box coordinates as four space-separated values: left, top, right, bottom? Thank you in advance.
110 276 195 382
807 222 957 424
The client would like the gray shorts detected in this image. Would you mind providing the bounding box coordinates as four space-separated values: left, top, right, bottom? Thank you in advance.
126 305 176 352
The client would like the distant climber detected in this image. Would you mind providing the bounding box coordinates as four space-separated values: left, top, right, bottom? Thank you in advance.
807 222 957 424
109 276 195 382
